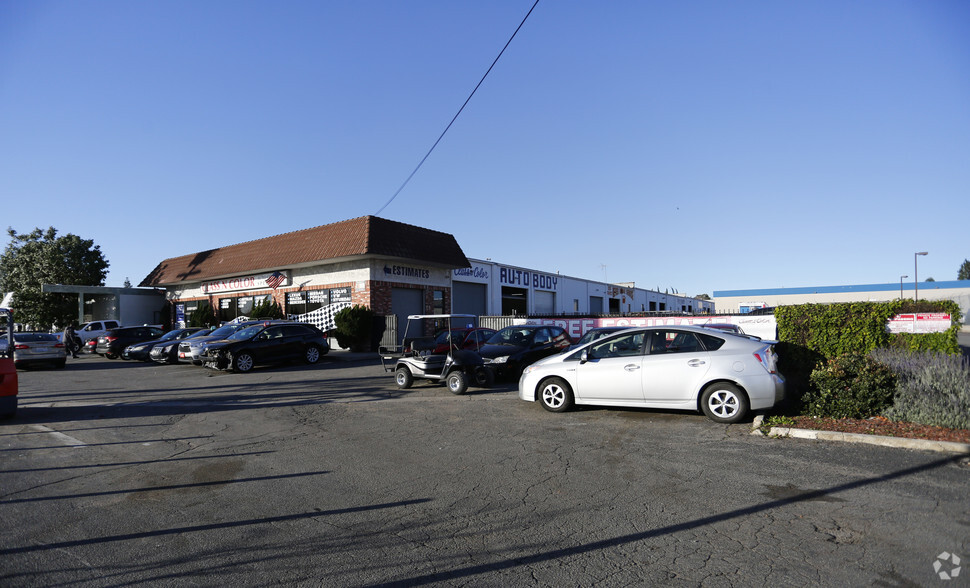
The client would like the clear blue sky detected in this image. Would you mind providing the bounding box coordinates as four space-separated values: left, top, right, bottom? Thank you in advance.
2 0 968 297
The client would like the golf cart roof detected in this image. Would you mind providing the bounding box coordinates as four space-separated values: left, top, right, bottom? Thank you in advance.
406 314 477 320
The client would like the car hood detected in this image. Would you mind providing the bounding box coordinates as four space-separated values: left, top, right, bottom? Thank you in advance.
478 343 528 359
200 339 237 352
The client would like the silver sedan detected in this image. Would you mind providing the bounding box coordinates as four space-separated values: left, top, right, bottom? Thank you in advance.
518 326 785 423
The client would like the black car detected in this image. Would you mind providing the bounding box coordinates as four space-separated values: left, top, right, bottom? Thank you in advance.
200 322 330 373
149 328 212 364
96 326 166 359
123 327 206 361
478 325 572 379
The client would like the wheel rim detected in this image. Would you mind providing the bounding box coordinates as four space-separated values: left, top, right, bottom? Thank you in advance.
708 390 739 418
396 371 408 386
448 375 461 392
542 384 565 408
306 347 320 363
236 354 254 372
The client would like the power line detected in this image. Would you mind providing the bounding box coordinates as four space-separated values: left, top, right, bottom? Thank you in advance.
374 0 540 216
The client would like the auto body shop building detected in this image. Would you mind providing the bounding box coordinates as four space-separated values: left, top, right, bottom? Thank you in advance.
140 216 712 333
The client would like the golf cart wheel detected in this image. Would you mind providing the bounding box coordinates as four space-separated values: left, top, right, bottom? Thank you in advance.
446 371 468 395
473 367 494 388
395 367 413 389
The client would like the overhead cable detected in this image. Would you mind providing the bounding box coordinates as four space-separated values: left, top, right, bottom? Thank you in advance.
374 0 540 216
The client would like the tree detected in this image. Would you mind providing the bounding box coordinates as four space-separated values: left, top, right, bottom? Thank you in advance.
959 259 970 281
0 227 109 329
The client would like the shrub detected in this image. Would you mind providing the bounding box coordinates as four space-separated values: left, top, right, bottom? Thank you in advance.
804 352 896 419
250 298 284 319
188 303 216 328
333 305 375 352
872 348 970 430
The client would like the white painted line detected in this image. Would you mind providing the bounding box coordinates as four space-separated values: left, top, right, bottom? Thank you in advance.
29 425 88 447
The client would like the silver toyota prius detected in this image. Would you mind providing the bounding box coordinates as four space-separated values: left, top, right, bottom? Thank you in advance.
518 325 785 423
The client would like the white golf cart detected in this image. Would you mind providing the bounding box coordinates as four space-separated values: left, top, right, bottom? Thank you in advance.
380 314 494 394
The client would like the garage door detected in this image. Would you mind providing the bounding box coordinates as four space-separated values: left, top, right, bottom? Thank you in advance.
391 288 424 344
453 282 487 316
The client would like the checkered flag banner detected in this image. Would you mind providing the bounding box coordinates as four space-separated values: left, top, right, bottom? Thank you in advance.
289 301 352 332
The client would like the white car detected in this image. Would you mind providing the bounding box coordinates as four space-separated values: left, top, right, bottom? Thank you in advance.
518 326 785 423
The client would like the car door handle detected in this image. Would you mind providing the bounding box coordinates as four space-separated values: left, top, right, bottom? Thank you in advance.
688 359 706 367
624 364 640 371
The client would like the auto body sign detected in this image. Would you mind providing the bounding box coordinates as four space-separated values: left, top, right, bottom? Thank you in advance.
499 266 558 291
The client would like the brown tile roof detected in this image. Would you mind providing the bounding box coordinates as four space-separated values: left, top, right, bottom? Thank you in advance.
140 216 470 287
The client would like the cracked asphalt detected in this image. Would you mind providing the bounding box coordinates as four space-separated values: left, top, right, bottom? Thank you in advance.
1 355 968 587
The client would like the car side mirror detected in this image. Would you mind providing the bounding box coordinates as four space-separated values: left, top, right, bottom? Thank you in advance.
580 349 589 364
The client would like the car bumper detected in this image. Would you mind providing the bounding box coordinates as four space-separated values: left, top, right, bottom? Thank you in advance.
747 373 785 411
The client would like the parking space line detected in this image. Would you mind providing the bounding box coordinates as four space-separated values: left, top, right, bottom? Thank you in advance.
29 425 88 447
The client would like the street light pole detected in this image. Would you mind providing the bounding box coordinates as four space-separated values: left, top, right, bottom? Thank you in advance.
914 252 928 302
900 275 908 299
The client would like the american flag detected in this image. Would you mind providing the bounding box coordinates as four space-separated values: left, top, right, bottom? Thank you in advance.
265 271 286 290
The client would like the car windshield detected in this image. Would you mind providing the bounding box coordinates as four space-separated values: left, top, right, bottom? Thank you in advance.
434 330 463 345
228 325 263 341
157 330 183 341
185 329 211 339
576 329 619 346
209 324 243 338
487 328 535 346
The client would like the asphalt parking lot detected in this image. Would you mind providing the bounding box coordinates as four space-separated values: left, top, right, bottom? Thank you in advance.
2 353 969 587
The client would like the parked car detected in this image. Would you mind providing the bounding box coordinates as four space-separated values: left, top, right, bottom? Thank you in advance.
71 320 121 345
429 327 497 354
178 320 273 365
478 325 572 379
518 326 785 424
96 326 165 359
123 327 205 361
12 332 66 369
565 327 628 351
150 329 212 364
200 322 330 373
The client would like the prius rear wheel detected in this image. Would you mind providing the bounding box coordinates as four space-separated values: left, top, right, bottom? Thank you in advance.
700 383 749 423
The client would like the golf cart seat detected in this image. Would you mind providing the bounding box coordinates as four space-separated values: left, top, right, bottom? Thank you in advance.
409 337 436 356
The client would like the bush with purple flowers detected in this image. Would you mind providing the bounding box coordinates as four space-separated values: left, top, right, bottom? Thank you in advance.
870 348 970 430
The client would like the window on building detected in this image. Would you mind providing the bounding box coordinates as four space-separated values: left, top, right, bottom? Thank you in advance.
433 290 444 315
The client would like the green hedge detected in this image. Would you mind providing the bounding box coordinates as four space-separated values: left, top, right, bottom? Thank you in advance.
773 300 962 413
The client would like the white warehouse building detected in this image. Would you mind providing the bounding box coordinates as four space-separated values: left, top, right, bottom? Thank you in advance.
453 258 713 317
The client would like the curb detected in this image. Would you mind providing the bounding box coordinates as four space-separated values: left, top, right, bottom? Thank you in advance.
750 415 970 455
